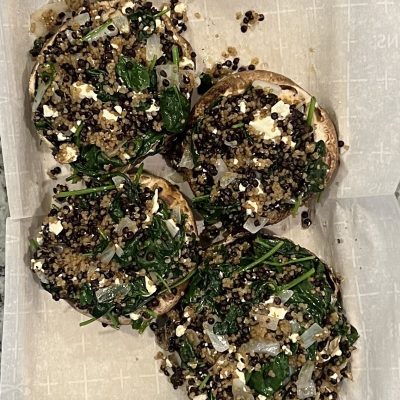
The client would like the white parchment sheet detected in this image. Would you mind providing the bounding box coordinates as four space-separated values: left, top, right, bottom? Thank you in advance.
1 1 400 399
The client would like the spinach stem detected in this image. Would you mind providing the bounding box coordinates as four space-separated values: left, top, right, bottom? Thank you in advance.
199 374 211 390
155 272 172 294
306 96 316 126
80 305 114 327
81 19 113 42
232 122 244 129
154 8 170 18
240 242 285 272
30 239 39 252
280 268 316 291
172 45 180 68
263 255 316 267
191 194 210 203
148 55 157 71
292 195 302 216
56 185 115 198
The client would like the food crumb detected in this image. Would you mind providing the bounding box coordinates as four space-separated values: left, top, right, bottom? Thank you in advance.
194 12 201 19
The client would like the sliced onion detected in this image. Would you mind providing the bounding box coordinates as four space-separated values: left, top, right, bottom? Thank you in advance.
232 379 255 400
95 283 131 303
243 217 268 234
151 189 159 214
112 175 125 189
97 242 116 265
117 216 137 235
203 322 229 352
297 361 316 399
266 317 280 331
111 11 130 34
71 12 90 27
252 80 282 95
177 146 194 169
241 339 281 356
300 323 323 349
146 34 163 63
165 219 179 237
171 207 182 224
115 244 124 257
156 64 179 91
219 172 239 188
32 81 49 113
279 290 294 304
290 320 301 333
214 158 228 183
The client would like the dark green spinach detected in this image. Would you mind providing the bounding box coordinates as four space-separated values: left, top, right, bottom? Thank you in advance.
116 56 150 91
213 305 245 335
160 86 190 134
129 131 164 165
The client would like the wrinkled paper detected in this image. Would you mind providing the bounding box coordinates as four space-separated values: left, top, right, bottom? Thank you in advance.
1 0 400 399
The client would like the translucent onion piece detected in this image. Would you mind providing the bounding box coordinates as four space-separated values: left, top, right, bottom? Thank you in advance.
146 34 163 63
97 242 116 265
300 323 323 349
241 339 281 356
112 175 125 188
297 361 316 399
203 322 229 353
219 172 239 188
95 283 131 304
156 64 179 91
111 11 130 34
290 320 301 333
32 80 48 113
164 219 179 238
177 146 194 169
243 217 268 234
117 216 137 235
279 289 294 304
266 316 280 331
115 244 124 257
232 379 255 400
214 158 228 183
171 206 182 224
71 12 90 27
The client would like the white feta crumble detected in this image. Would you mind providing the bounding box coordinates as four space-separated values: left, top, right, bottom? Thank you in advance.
250 113 281 141
151 189 159 214
111 43 119 49
281 135 296 148
235 370 246 384
237 359 245 371
239 183 246 192
31 259 44 271
165 358 173 368
72 82 98 101
43 105 59 118
331 347 342 357
145 276 157 295
233 158 239 165
179 56 195 69
289 333 300 343
282 345 292 355
175 325 187 337
271 100 291 118
101 109 118 122
193 395 208 400
122 153 131 160
57 132 67 141
146 99 160 113
245 200 258 215
129 312 141 320
114 105 123 114
63 145 78 162
174 2 187 14
269 306 287 320
239 100 247 113
258 395 267 400
49 219 63 235
155 18 164 29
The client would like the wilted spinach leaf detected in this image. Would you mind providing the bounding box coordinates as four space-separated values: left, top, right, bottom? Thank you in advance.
128 10 156 41
160 86 190 134
129 131 164 165
247 354 290 397
213 305 245 335
116 56 150 91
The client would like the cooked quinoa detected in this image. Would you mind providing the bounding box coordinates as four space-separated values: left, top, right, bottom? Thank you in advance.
154 234 358 400
31 0 195 174
31 172 199 329
179 79 328 229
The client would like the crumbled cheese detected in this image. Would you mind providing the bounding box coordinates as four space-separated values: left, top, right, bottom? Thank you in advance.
289 333 300 343
122 153 131 160
101 109 118 122
212 128 218 134
258 396 267 400
114 105 123 114
61 145 78 163
49 219 63 235
331 347 342 357
193 395 208 400
282 345 292 355
250 114 281 141
174 2 187 14
129 312 141 320
155 18 164 29
70 126 77 134
72 82 98 101
331 373 338 380
43 105 59 118
145 276 157 295
57 132 67 141
245 200 258 215
115 278 120 285
271 100 291 118
239 100 247 113
239 183 246 192
31 259 43 271
111 43 119 49
146 99 160 113
223 88 245 97
179 56 195 69
269 306 287 320
122 1 134 14
175 325 187 337
165 359 173 368
233 158 239 165
237 359 245 371
235 370 246 384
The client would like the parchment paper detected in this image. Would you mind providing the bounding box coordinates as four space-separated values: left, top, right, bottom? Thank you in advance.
1 0 400 399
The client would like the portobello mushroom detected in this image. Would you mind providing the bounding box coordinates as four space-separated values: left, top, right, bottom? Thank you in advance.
154 233 358 400
177 70 338 231
30 169 199 330
29 0 195 177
